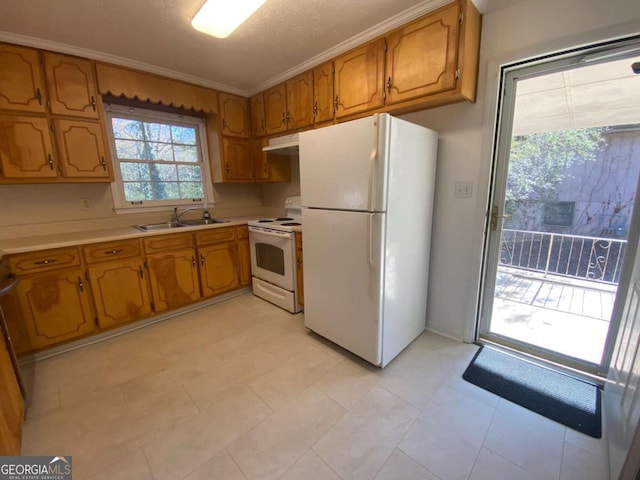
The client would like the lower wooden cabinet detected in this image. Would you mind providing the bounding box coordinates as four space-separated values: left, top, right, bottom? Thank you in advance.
237 226 251 286
14 267 95 350
6 225 255 354
147 248 201 312
87 258 152 328
198 242 239 298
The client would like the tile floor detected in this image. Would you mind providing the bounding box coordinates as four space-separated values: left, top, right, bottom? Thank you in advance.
20 293 610 480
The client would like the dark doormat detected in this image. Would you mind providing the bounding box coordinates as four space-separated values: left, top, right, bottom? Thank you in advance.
462 346 602 438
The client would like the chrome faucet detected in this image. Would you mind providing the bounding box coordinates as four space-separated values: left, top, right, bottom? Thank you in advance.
171 207 200 223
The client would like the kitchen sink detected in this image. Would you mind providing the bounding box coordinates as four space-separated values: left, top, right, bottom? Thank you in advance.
177 218 229 226
134 218 229 231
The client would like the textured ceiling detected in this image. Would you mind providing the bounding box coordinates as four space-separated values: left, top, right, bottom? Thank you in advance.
0 0 469 94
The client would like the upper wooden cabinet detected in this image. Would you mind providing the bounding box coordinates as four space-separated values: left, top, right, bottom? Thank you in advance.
334 38 386 119
312 61 334 125
219 92 250 138
251 138 291 183
386 3 460 105
264 83 287 135
249 93 267 137
43 53 99 119
285 71 314 131
220 137 254 182
54 119 110 179
0 44 46 113
264 74 314 135
0 115 57 179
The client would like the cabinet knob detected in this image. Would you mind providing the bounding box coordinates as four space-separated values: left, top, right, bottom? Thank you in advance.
281 112 286 124
222 118 228 130
47 154 54 171
286 111 291 123
101 156 107 171
200 253 205 266
386 77 392 93
334 95 339 112
225 162 231 174
192 255 196 267
91 96 97 111
78 277 84 292
313 102 318 118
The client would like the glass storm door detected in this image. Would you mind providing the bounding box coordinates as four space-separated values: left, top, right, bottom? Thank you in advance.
479 40 640 376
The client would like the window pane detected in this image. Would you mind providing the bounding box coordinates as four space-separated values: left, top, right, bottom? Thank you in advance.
124 182 153 201
174 145 199 162
171 126 196 145
149 164 178 182
116 139 147 160
153 182 181 200
180 182 204 199
112 118 144 140
143 122 172 143
120 162 150 181
147 142 174 161
177 164 202 182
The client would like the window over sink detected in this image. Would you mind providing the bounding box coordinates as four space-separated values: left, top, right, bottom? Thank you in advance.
105 103 214 212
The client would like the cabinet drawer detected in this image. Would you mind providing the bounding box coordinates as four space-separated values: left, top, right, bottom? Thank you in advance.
8 247 80 274
195 227 236 245
295 232 303 249
83 239 141 264
236 225 249 239
144 232 193 254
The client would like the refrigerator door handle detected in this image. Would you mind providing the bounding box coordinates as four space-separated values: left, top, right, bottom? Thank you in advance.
367 214 374 267
367 121 379 211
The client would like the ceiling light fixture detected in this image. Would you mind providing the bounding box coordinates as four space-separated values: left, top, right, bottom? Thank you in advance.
191 0 266 39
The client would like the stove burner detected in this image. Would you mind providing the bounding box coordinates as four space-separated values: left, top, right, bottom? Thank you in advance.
281 222 301 226
258 219 274 223
276 217 293 221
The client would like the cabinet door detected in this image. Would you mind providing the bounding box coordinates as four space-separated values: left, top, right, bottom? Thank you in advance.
0 332 23 455
264 83 287 135
198 242 239 297
219 93 250 138
238 238 251 286
252 138 270 182
313 61 334 124
54 119 111 179
43 53 99 119
0 115 57 179
286 71 314 130
147 248 201 312
15 268 95 350
250 93 267 137
334 38 386 119
221 137 254 181
386 3 460 104
0 44 46 113
88 258 152 328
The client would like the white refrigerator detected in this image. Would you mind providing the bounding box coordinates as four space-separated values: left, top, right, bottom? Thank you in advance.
299 113 438 367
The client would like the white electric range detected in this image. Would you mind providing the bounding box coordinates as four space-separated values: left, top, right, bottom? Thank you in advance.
248 196 303 313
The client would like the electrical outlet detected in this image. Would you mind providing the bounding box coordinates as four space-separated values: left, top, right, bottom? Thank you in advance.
81 198 91 210
455 181 473 198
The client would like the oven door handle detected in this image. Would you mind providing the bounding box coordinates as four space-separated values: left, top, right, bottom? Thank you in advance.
249 229 292 239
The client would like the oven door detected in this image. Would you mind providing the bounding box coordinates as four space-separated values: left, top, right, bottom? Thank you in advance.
249 226 295 291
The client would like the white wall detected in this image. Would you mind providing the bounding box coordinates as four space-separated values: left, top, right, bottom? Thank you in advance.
401 0 640 341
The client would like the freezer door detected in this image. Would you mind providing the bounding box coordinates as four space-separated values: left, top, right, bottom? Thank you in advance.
302 208 385 366
299 114 390 212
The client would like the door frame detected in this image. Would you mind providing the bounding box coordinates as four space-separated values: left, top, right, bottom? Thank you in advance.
476 35 640 377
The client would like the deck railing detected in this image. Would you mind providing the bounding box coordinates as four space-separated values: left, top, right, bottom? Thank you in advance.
499 229 627 285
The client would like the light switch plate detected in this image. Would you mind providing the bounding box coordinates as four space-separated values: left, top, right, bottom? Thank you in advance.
455 181 473 198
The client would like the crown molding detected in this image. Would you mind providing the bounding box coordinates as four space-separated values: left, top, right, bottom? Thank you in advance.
0 31 248 96
247 0 452 95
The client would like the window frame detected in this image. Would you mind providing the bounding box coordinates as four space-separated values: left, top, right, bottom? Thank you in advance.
105 103 215 213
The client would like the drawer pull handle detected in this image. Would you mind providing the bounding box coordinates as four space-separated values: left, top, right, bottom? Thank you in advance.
105 249 124 255
78 277 84 292
34 259 57 265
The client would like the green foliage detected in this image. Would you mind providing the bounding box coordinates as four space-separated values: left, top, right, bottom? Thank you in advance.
506 127 606 206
